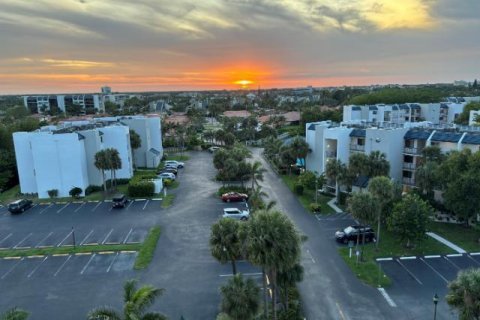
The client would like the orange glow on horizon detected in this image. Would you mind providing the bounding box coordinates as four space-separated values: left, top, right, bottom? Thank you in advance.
234 79 253 88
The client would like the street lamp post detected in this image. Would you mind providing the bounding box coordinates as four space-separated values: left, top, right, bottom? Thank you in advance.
433 293 439 320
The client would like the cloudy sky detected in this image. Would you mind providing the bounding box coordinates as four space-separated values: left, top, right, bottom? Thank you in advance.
0 0 479 94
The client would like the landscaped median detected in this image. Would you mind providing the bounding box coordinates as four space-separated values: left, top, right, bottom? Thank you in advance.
338 228 455 287
0 226 162 270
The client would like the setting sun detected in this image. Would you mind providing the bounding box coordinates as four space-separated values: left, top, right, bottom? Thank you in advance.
234 79 253 88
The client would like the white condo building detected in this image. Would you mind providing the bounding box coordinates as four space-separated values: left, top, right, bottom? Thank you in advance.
23 94 103 114
13 116 162 198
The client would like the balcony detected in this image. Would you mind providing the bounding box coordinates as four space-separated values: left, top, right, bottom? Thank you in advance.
403 162 416 170
325 151 337 158
402 177 415 185
403 147 422 155
350 144 365 152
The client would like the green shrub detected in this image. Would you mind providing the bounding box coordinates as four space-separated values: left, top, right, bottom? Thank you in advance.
309 203 321 213
47 189 58 198
85 185 102 195
69 187 82 198
163 179 173 187
128 181 155 197
294 183 304 195
338 191 348 205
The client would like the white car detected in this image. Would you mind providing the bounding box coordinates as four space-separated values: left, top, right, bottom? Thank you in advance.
158 172 176 180
165 160 184 168
222 207 250 221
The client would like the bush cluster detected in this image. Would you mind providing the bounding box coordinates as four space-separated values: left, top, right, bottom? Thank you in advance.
85 185 102 195
128 182 155 197
294 183 304 195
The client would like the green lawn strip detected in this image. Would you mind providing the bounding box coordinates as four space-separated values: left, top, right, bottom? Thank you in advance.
161 194 175 208
0 185 20 203
134 226 162 270
280 175 335 214
0 243 141 258
338 227 455 288
166 154 190 161
167 180 179 189
428 222 480 252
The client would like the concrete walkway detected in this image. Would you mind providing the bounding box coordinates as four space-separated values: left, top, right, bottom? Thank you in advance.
327 198 343 213
426 232 467 253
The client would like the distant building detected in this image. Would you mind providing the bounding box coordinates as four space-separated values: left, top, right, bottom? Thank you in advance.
23 94 103 114
101 86 112 94
469 110 480 125
223 110 251 118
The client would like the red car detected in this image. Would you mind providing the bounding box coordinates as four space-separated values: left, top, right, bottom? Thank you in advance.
221 192 249 202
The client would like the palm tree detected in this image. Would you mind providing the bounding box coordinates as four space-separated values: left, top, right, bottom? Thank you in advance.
94 150 109 192
248 161 266 191
325 159 347 202
277 263 304 311
244 211 301 320
87 279 166 320
446 268 480 320
415 161 438 200
368 176 393 249
367 151 390 177
129 130 141 169
210 219 242 275
289 137 309 169
220 274 260 320
108 148 122 190
0 307 29 320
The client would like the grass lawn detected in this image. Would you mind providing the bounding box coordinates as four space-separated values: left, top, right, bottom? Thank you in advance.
0 185 21 204
338 226 455 287
0 243 141 258
161 194 175 208
166 154 190 162
428 221 480 252
280 175 335 214
134 226 162 270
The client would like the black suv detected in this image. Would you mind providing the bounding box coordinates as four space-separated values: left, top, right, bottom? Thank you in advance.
8 199 33 214
112 194 128 208
335 225 375 244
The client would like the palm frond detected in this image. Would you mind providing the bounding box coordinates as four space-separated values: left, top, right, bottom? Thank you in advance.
87 306 122 320
141 312 167 320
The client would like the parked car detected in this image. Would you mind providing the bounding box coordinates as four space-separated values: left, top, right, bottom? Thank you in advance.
165 160 184 168
221 192 249 202
8 199 33 214
335 225 375 244
112 194 128 208
222 207 250 221
208 146 220 153
164 163 180 170
159 168 178 176
158 172 176 181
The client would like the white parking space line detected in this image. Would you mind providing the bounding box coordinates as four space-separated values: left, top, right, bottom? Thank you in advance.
102 229 114 244
376 258 393 261
306 249 316 263
126 201 134 210
219 272 262 277
54 255 72 276
108 205 113 212
396 259 423 285
39 204 53 215
91 202 102 212
57 202 71 214
0 233 13 246
420 258 449 284
399 256 417 260
27 256 48 278
470 252 480 256
106 252 119 272
142 200 150 210
35 232 54 248
80 254 96 274
467 255 480 266
424 255 441 259
1 258 24 279
378 288 397 307
447 253 463 257
13 233 33 249
80 230 94 245
123 228 133 244
57 230 74 247
444 256 461 270
74 203 86 213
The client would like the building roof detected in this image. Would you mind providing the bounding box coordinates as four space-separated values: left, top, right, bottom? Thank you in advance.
352 106 361 111
149 148 161 156
409 104 421 110
223 110 251 118
163 113 189 125
307 124 316 131
399 104 409 110
462 133 480 145
431 131 463 143
282 111 300 122
368 106 378 111
350 129 366 137
404 130 432 140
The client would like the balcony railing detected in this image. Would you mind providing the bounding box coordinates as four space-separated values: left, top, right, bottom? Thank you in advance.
325 151 337 158
402 177 415 185
403 162 416 170
350 144 365 152
404 147 422 155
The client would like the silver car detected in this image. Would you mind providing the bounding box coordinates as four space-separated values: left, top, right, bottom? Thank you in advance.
222 207 250 221
158 172 176 180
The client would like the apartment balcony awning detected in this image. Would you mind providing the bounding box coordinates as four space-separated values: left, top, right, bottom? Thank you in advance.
349 129 366 137
404 130 431 140
149 148 161 156
431 132 463 143
462 134 480 145
353 175 369 188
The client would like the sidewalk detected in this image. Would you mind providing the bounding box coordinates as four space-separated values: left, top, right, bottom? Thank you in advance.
426 232 467 253
327 198 343 213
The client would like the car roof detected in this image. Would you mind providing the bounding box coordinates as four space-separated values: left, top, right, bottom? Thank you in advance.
224 208 240 211
10 199 23 204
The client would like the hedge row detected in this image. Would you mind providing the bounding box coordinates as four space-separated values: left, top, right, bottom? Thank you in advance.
128 181 155 197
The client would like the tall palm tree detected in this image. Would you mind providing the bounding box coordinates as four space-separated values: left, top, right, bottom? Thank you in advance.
220 274 260 320
129 130 141 170
94 150 109 192
210 219 242 275
446 268 480 320
368 176 393 249
325 159 347 202
367 151 390 177
0 307 29 320
109 148 122 189
277 263 304 311
244 210 302 320
415 161 438 200
289 137 309 169
248 161 266 191
87 279 166 320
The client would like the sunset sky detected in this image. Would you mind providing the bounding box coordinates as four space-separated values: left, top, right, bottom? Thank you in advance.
0 0 479 94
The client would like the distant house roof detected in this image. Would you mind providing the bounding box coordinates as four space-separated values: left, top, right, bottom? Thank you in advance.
392 106 399 110
462 133 480 145
431 132 463 143
409 104 421 110
164 113 189 125
352 106 361 111
307 124 316 131
350 129 366 137
353 175 370 189
399 104 409 110
369 106 378 111
404 130 431 140
282 111 300 123
223 110 251 118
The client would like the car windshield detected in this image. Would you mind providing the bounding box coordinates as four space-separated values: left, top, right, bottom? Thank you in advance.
344 226 356 234
113 196 124 201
